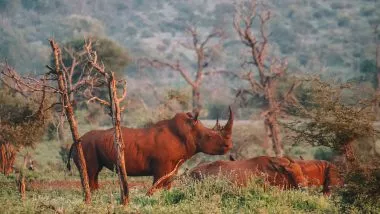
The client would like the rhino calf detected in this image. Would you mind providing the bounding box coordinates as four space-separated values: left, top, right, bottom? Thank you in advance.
189 156 307 189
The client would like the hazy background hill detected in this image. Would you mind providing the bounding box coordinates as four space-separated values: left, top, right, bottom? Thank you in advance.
1 0 379 118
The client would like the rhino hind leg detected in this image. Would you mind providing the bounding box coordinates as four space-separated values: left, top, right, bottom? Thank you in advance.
85 152 103 191
89 165 102 191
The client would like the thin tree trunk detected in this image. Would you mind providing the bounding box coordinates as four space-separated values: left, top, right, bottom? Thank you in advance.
192 86 201 113
58 114 66 143
0 144 6 174
0 143 17 175
376 44 380 119
265 79 284 157
266 116 283 157
50 40 91 204
109 73 129 205
263 120 273 156
17 154 29 201
6 144 16 175
18 172 26 200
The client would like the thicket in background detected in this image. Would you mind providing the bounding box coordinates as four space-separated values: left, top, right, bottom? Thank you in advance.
285 78 380 213
0 86 48 176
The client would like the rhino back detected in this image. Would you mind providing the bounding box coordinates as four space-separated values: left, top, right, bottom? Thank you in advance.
81 125 191 176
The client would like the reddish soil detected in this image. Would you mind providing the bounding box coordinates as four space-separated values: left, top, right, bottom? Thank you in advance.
28 180 149 191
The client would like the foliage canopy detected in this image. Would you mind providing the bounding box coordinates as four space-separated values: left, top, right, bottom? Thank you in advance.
285 78 376 152
0 87 49 148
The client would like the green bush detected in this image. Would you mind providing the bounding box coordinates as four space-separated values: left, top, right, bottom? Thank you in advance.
330 2 346 10
163 189 186 205
21 0 64 13
335 165 380 213
313 147 337 161
337 15 350 27
360 6 376 17
207 103 227 119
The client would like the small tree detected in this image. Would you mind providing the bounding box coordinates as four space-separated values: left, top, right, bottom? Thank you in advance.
53 36 129 143
0 86 48 175
233 0 295 157
373 24 380 118
85 41 129 205
139 26 224 113
284 78 376 165
286 78 380 213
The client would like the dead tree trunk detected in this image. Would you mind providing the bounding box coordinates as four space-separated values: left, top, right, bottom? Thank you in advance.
265 79 284 157
86 43 129 205
49 40 91 204
0 143 17 175
234 3 287 157
376 43 380 119
108 72 129 205
192 86 201 114
17 153 30 201
57 113 66 143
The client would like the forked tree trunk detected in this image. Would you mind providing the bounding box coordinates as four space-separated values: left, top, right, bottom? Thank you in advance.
108 73 129 205
50 40 91 204
0 143 17 175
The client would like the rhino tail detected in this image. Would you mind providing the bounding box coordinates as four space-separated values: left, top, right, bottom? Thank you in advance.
66 143 75 171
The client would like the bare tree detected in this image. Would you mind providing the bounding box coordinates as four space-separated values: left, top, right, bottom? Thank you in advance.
85 41 129 205
375 25 380 90
233 1 297 157
0 40 93 204
373 24 380 118
139 26 224 113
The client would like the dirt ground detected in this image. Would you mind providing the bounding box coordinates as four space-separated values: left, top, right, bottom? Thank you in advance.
27 180 150 191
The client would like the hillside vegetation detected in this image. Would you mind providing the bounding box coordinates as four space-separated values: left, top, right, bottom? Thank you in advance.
1 0 379 77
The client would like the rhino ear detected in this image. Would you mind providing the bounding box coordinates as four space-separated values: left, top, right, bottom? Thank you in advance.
186 112 193 118
186 112 199 125
186 112 199 121
284 156 295 163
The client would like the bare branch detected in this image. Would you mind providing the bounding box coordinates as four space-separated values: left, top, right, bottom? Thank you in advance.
200 29 224 49
117 79 127 102
87 96 110 106
0 64 61 94
138 58 196 88
203 69 241 79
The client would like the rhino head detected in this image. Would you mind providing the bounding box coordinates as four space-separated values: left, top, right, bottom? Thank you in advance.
190 106 234 155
